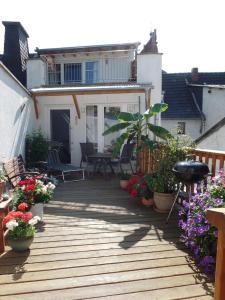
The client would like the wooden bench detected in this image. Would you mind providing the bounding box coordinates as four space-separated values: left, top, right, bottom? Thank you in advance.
3 155 40 188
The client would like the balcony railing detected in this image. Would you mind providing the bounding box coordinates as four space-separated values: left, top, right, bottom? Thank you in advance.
47 57 134 86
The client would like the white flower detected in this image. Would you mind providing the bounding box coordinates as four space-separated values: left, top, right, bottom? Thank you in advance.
47 182 56 190
6 220 18 231
21 186 25 191
36 180 44 186
28 216 41 225
41 186 47 193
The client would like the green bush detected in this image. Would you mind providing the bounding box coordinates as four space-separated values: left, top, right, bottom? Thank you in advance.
25 130 48 167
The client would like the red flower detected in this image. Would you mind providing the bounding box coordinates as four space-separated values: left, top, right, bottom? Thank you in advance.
21 212 33 223
18 203 28 211
129 176 139 185
25 184 35 192
130 189 138 198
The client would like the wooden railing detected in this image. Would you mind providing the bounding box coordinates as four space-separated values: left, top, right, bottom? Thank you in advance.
140 147 225 177
207 208 225 300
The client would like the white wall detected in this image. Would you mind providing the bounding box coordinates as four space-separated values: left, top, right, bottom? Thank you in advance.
202 87 225 131
197 125 225 151
0 63 36 164
35 92 144 165
27 58 47 89
161 119 201 140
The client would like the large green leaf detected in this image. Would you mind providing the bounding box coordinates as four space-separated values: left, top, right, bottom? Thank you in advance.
102 122 131 136
117 112 134 122
143 103 168 119
147 123 173 140
112 132 129 157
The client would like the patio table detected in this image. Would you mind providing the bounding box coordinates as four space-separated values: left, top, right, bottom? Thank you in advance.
88 152 115 178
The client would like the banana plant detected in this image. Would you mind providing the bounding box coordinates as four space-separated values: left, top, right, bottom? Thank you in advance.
102 103 173 162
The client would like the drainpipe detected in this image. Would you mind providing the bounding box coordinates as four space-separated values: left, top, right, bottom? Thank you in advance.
185 79 206 134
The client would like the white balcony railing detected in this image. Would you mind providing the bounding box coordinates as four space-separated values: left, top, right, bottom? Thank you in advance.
47 57 134 86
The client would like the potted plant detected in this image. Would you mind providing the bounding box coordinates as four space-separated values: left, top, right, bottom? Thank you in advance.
145 136 194 212
3 203 40 251
12 176 55 220
0 170 7 200
118 172 131 189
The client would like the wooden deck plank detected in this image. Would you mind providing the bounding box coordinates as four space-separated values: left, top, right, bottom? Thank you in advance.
0 179 213 299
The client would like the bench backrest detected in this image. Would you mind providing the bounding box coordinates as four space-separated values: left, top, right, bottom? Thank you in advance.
3 155 26 187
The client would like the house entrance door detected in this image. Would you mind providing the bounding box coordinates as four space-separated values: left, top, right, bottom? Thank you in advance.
50 109 71 163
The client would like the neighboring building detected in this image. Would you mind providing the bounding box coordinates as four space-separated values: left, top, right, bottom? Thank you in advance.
196 117 225 151
0 22 163 165
162 69 225 140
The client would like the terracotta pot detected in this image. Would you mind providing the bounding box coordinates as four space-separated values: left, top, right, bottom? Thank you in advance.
154 192 174 213
142 197 154 207
0 181 6 199
120 180 129 189
7 236 34 252
30 203 44 220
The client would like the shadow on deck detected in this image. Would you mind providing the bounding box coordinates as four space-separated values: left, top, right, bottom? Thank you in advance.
0 178 214 299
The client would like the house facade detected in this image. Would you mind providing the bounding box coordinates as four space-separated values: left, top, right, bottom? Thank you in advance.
27 34 162 165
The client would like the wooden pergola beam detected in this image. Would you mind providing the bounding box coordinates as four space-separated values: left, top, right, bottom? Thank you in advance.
32 96 39 119
72 95 81 119
31 88 145 97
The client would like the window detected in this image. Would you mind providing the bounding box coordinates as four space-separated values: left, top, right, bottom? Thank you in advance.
48 64 61 85
177 122 185 135
64 63 82 83
85 61 98 84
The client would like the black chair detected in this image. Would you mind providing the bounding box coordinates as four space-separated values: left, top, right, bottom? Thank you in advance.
47 149 85 182
112 143 135 174
79 143 95 168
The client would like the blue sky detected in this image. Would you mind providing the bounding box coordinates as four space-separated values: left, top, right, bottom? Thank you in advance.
1 0 225 72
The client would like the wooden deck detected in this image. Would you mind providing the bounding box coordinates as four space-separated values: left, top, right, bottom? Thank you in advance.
0 179 214 299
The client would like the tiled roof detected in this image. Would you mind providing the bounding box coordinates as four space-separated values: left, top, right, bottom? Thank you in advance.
162 72 225 119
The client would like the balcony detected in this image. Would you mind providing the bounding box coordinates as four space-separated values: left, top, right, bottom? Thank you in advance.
47 57 135 86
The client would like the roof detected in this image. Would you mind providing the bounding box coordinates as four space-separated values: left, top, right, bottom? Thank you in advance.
2 21 29 38
195 117 225 144
36 42 140 55
162 72 225 119
30 83 148 95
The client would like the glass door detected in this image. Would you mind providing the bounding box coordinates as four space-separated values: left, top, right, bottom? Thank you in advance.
104 106 120 152
86 105 98 151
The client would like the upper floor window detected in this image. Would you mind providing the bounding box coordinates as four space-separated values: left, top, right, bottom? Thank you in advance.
85 61 98 84
64 63 82 83
48 64 61 85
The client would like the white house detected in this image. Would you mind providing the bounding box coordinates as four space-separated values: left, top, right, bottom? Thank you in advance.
0 22 163 165
27 33 162 166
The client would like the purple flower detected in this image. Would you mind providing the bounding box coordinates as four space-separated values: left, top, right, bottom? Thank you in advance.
215 198 223 205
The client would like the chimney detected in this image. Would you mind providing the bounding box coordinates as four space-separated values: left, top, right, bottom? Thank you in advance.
191 67 199 82
2 21 29 86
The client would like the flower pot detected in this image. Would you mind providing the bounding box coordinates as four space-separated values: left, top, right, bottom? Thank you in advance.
30 203 44 220
120 180 129 189
7 236 34 252
0 181 6 199
154 192 174 213
142 197 154 207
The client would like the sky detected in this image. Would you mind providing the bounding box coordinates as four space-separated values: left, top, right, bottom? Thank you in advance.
1 0 225 73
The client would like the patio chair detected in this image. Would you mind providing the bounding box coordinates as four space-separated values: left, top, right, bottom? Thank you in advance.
3 155 41 188
79 143 95 168
47 149 85 182
111 143 135 174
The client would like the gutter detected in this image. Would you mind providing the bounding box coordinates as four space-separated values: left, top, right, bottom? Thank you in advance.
185 79 206 133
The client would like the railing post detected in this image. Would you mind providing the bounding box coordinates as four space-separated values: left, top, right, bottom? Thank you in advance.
207 208 225 300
